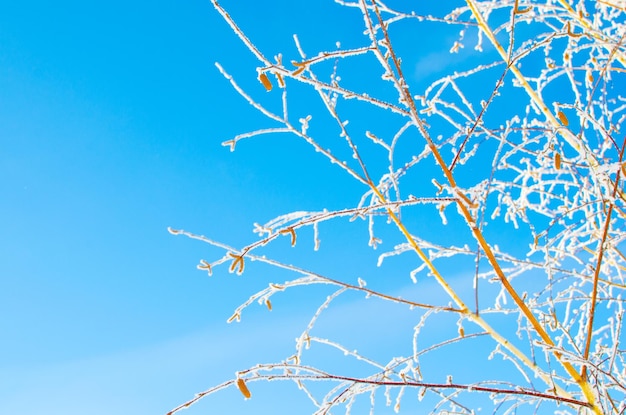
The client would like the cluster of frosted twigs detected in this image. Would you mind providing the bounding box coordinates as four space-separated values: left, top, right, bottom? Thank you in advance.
170 1 626 414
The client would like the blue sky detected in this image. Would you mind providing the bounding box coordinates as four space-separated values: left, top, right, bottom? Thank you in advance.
0 1 293 412
0 1 561 414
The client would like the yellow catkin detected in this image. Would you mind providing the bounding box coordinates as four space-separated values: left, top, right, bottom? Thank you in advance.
557 111 569 126
258 72 272 91
276 72 285 88
288 228 296 246
567 22 582 38
265 299 272 311
228 253 245 274
280 227 297 246
291 61 307 76
197 259 212 275
554 152 562 170
236 378 251 399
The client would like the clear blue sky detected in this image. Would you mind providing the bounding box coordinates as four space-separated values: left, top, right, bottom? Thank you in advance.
0 1 539 413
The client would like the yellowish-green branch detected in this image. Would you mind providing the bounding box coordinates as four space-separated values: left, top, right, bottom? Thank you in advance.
366 0 602 411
